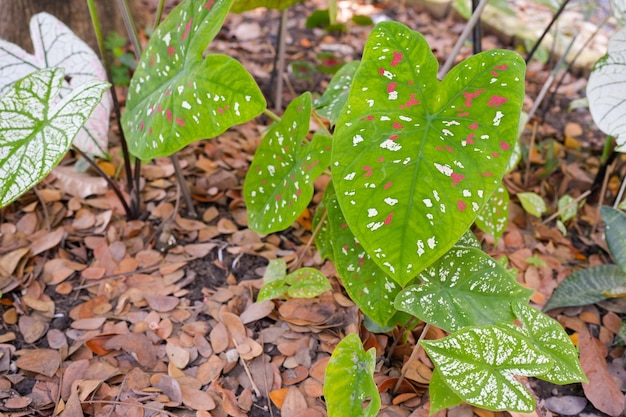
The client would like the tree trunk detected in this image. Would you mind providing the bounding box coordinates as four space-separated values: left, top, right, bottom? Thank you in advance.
0 0 144 54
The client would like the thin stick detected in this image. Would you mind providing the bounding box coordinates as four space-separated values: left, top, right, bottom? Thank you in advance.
385 316 418 363
116 0 141 60
170 154 197 218
541 189 590 225
153 0 166 29
471 0 482 54
525 0 572 64
275 10 288 111
232 339 262 397
290 209 328 272
393 323 430 394
32 187 51 232
524 120 539 187
438 0 489 79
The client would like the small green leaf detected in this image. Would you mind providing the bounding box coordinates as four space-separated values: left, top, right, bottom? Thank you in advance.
351 15 374 26
122 0 266 160
263 258 287 283
314 61 359 125
306 10 331 29
245 93 331 234
429 368 464 413
0 68 109 207
257 280 288 302
285 268 331 298
544 264 626 310
231 0 303 12
257 259 288 301
476 184 509 243
602 206 626 272
394 247 532 333
325 334 380 417
517 192 546 217
421 325 553 412
558 194 577 222
512 302 587 384
290 61 316 81
456 230 481 249
332 21 525 285
525 254 547 268
317 52 345 74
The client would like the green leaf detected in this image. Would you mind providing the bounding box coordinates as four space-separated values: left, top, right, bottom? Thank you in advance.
394 247 532 333
306 10 331 29
264 258 287 283
245 93 331 234
0 12 112 157
525 253 546 268
544 264 626 310
231 0 303 12
257 280 288 301
322 183 401 326
285 268 331 298
313 196 333 260
122 0 265 160
332 21 525 285
314 61 359 125
456 230 481 249
476 183 509 243
601 206 626 271
421 325 553 412
0 68 109 207
512 302 587 384
352 15 374 26
517 192 546 217
290 61 316 81
429 367 464 413
325 333 380 417
558 194 577 222
317 52 345 74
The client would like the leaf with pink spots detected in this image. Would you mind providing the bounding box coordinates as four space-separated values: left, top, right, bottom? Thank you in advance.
122 0 265 160
331 21 525 285
244 92 331 234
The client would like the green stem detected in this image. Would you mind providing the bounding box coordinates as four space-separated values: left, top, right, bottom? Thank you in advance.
263 108 282 122
312 111 332 137
153 0 166 29
116 0 142 60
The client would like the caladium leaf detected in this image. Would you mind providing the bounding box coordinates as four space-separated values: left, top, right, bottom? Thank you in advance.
517 192 546 217
0 68 110 207
245 93 331 234
321 183 401 326
231 0 304 13
325 333 380 417
475 183 509 243
511 302 587 384
421 325 553 412
588 26 626 152
0 12 112 157
122 0 266 160
332 21 525 285
314 61 359 125
429 368 464 413
602 206 626 272
394 246 532 333
285 268 332 298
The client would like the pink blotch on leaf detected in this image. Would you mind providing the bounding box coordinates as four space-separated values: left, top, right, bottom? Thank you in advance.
384 182 392 189
436 146 443 152
389 135 399 141
341 223 348 229
391 51 403 66
387 82 397 93
494 64 508 71
362 166 373 178
392 121 404 129
445 146 453 153
358 257 365 267
466 133 475 144
204 0 215 10
148 127 153 134
296 189 302 197
457 200 467 211
217 108 224 114
165 109 173 123
181 18 193 41
487 96 509 108
378 157 384 162
468 122 479 130
451 173 465 186
360 115 375 122
306 161 320 172
463 89 485 108
492 152 500 157
157 104 163 112
275 194 281 201
399 93 420 109
384 212 394 225
164 89 172 96
149 55 155 66
167 46 176 58
139 120 145 131
490 70 498 77
408 80 414 85
297 104 303 113
457 111 470 117
175 118 185 127
378 68 385 75
500 141 510 150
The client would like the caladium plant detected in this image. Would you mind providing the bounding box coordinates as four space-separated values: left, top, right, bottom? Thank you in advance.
0 12 112 157
0 68 109 207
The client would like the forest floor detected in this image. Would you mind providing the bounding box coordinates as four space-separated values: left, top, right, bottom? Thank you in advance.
1 0 626 416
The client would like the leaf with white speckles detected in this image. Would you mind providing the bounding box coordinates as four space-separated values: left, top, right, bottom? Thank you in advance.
0 13 112 157
245 92 331 234
122 0 265 160
602 206 626 272
394 247 532 333
476 183 509 243
314 61 359 125
286 268 332 298
319 183 401 326
325 333 380 417
421 325 553 412
511 302 587 384
0 68 110 207
517 192 546 218
429 367 463 413
332 21 525 285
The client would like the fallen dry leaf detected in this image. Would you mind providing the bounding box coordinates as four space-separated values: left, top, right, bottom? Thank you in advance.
103 333 158 369
15 348 60 377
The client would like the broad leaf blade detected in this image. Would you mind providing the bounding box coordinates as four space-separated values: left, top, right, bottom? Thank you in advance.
394 246 532 332
544 264 626 310
122 0 266 160
0 68 109 207
512 302 587 384
0 13 112 156
421 325 553 412
285 268 332 298
314 61 359 125
332 21 525 284
601 206 626 271
476 183 509 243
429 367 464 413
245 93 331 233
325 333 380 417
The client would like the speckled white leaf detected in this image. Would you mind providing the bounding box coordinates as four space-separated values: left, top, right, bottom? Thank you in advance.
285 268 332 298
476 184 509 243
588 26 626 152
245 93 331 233
332 21 525 285
517 192 546 217
0 13 111 157
314 61 359 125
421 325 553 412
394 247 532 333
429 367 463 413
122 0 265 160
325 333 380 417
602 206 626 272
0 68 109 207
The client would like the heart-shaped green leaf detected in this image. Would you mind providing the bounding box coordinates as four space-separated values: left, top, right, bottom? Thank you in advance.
421 325 553 412
0 13 112 157
476 183 509 243
332 21 525 285
517 192 546 217
314 61 359 125
245 93 331 233
602 206 626 271
285 268 331 298
122 0 266 160
319 183 401 326
0 68 110 207
394 246 532 333
511 302 587 384
325 333 380 417
429 367 464 413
